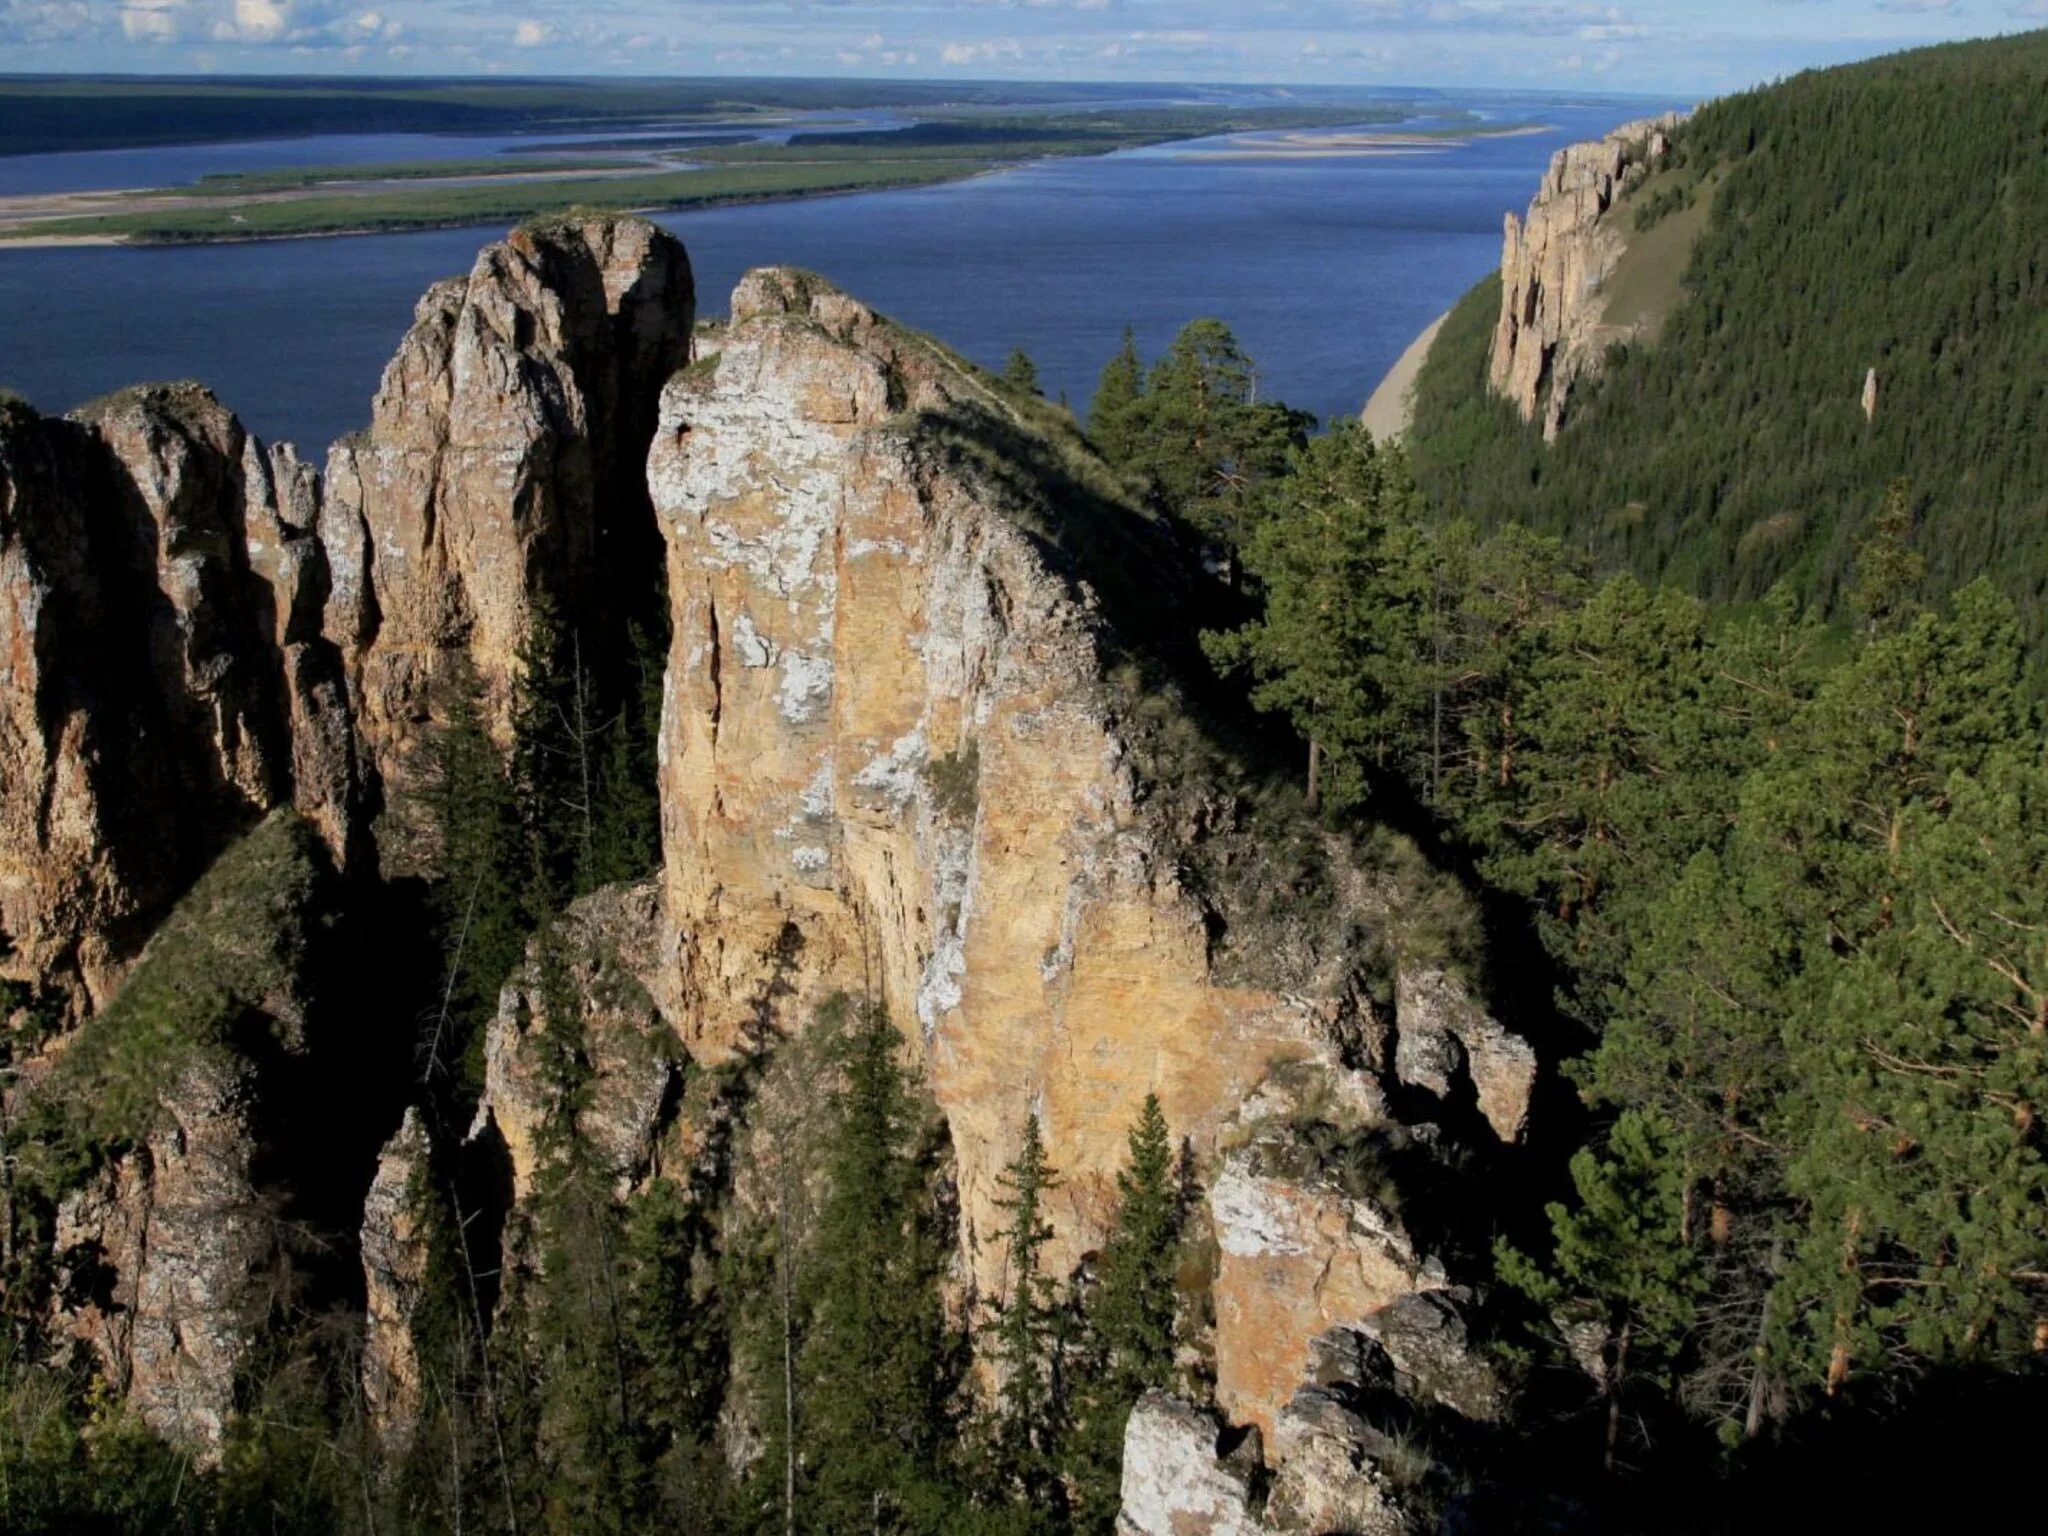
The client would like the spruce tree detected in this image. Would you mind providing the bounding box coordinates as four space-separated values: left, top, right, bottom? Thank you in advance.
982 1114 1068 1515
1088 327 1145 468
1001 348 1043 397
795 999 956 1535
1071 1095 1184 1533
422 660 529 1100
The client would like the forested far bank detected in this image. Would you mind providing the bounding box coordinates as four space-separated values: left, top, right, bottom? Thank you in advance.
1404 29 2048 657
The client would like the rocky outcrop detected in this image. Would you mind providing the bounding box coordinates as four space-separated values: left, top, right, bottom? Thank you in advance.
1266 1388 1413 1536
324 216 693 851
1208 1145 1446 1439
1118 1293 1508 1536
1118 1393 1264 1536
1393 967 1537 1143
1488 114 1684 439
646 269 1388 1310
50 1054 275 1461
0 387 363 1013
360 1108 433 1458
0 216 693 1006
40 812 339 1461
469 880 682 1202
7 221 1541 1478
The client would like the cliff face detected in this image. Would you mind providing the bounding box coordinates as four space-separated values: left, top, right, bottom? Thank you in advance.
644 271 1393 1311
324 216 693 855
0 216 692 1013
1488 114 1683 439
0 386 362 1013
5 220 1527 1509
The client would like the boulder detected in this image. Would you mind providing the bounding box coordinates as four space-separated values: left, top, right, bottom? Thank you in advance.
1118 1393 1264 1536
1394 967 1536 1144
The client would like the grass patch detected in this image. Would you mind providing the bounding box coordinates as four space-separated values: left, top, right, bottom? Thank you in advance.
23 812 328 1187
922 742 982 822
1600 168 1722 342
185 157 645 195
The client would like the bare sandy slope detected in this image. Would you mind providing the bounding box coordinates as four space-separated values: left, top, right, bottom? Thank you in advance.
1360 310 1448 442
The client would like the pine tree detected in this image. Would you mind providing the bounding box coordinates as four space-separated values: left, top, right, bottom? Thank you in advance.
1001 348 1043 397
1203 424 1432 813
1088 327 1145 467
1498 1111 1708 1469
1848 479 1927 637
1124 319 1309 577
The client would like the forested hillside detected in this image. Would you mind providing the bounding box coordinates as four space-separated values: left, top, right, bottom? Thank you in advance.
1089 306 2047 1525
1406 31 2048 648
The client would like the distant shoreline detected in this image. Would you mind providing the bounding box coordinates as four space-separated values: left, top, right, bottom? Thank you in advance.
0 110 1540 250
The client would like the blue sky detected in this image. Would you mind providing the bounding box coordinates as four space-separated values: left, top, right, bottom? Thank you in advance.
0 1 2042 93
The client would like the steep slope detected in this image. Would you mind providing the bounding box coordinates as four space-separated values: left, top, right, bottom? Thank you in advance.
1407 31 2048 644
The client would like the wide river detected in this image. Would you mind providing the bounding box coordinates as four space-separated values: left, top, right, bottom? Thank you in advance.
0 95 1675 455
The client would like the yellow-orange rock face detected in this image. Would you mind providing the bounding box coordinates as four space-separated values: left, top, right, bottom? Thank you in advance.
648 271 1365 1298
1208 1151 1445 1440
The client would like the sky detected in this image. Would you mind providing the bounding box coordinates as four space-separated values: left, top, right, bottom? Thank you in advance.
0 0 2043 94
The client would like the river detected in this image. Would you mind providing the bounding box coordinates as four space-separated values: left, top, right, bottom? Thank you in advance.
0 94 1677 456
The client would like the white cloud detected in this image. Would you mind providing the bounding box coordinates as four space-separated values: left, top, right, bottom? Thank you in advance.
512 17 550 46
221 0 287 41
119 0 185 41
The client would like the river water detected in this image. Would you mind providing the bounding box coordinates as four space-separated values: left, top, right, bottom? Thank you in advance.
0 95 1676 457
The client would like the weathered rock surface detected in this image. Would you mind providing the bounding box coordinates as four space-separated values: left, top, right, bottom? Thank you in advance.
1117 1393 1264 1536
51 1056 275 1461
1266 1388 1413 1536
1394 966 1537 1143
360 1107 433 1457
0 387 363 1012
325 216 693 855
1313 1291 1507 1424
1118 1293 1507 1536
35 811 340 1459
1488 114 1684 439
470 881 682 1202
1209 1146 1446 1440
0 217 691 1004
647 269 1384 1310
7 223 1541 1483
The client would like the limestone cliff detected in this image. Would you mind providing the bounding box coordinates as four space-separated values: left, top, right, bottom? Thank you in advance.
4 221 1535 1512
0 215 693 1010
324 215 693 857
0 387 362 1013
644 269 1418 1315
1488 113 1684 439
